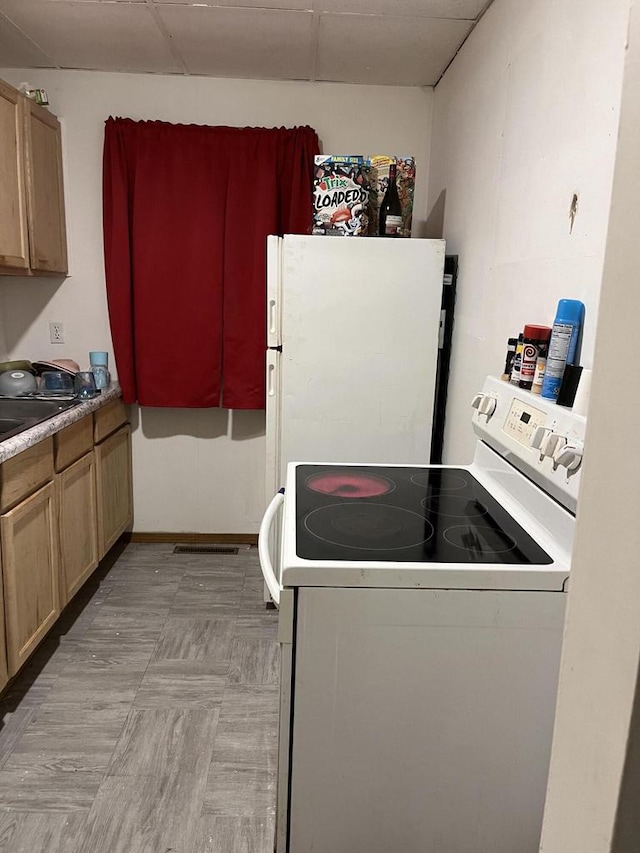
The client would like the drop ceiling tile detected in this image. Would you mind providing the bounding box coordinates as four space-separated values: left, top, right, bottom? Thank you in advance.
0 11 56 66
0 1 180 73
316 13 472 85
155 0 310 8
38 0 146 4
158 5 314 79
313 0 488 18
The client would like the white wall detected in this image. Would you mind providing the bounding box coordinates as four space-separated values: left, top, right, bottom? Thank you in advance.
428 0 629 463
540 1 640 847
0 69 432 533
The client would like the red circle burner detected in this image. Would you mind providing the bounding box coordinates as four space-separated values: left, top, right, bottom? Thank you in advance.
306 471 395 499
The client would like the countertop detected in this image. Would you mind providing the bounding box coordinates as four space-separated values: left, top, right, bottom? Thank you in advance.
0 383 123 465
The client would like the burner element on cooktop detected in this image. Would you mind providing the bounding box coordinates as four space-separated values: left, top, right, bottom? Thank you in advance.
443 524 517 555
306 471 395 499
410 470 468 491
304 503 434 551
422 495 489 519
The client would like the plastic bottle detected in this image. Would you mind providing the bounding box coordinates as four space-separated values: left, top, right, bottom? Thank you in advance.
91 365 110 391
89 351 111 391
501 337 518 381
531 336 551 395
540 300 585 401
510 333 524 385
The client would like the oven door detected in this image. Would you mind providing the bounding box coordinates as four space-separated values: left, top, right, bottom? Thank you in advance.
259 488 285 607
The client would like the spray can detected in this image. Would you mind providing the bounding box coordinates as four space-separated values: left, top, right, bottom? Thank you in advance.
540 300 585 401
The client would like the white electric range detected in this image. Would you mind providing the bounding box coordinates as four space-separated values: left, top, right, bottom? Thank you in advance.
259 375 586 853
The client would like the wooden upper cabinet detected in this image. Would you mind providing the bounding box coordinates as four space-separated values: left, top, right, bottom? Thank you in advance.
22 98 68 275
0 80 29 272
0 77 68 277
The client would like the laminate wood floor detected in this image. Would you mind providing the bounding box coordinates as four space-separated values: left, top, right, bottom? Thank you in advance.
0 543 279 853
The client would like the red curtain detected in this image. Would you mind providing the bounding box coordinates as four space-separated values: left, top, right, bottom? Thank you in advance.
103 118 319 408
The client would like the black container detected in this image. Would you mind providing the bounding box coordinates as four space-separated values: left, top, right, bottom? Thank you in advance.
556 364 583 407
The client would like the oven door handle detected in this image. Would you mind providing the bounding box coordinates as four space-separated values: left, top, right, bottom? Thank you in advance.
258 488 285 607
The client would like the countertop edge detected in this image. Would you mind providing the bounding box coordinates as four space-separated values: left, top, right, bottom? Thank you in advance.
0 383 123 464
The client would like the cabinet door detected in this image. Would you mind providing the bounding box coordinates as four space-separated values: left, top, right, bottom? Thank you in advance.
95 425 133 559
0 553 9 692
0 80 29 271
57 451 98 607
22 98 67 275
1 481 59 676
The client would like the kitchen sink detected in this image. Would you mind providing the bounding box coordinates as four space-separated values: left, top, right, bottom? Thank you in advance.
0 398 81 442
0 418 24 437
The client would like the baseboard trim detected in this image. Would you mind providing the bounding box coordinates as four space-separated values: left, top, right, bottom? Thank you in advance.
125 532 258 546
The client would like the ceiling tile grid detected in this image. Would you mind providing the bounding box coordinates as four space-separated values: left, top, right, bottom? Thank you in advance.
0 0 492 86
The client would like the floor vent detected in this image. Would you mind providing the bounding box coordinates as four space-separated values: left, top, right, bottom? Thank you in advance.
173 545 240 555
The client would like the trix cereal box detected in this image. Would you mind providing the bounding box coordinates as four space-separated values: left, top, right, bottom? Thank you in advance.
367 155 416 238
312 155 369 236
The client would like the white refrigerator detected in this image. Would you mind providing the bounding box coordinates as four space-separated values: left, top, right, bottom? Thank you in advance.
265 234 446 502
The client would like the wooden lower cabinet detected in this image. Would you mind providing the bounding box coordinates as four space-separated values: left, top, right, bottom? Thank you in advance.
0 569 9 691
0 406 133 684
95 425 133 559
57 451 98 606
0 481 59 676
0 436 54 513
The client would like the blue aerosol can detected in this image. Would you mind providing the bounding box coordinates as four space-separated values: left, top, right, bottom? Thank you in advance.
540 299 585 401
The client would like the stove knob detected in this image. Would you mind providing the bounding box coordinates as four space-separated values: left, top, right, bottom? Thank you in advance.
540 432 566 462
472 394 497 419
530 425 553 458
480 396 496 418
552 441 584 475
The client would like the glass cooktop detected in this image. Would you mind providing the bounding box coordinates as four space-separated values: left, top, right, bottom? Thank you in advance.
295 465 552 564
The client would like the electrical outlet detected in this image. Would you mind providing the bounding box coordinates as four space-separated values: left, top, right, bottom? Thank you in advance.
49 322 65 344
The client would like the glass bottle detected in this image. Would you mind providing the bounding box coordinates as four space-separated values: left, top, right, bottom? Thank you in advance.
378 163 403 237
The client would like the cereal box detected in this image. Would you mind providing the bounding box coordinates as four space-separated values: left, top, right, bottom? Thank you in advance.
312 155 369 236
367 155 416 238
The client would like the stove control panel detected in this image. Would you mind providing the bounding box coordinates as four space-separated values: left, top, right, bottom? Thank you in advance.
472 376 588 514
503 399 547 446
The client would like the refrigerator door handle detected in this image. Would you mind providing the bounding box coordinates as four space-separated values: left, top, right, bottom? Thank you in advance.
266 234 282 347
268 297 278 339
267 359 277 398
258 489 285 606
438 308 447 350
